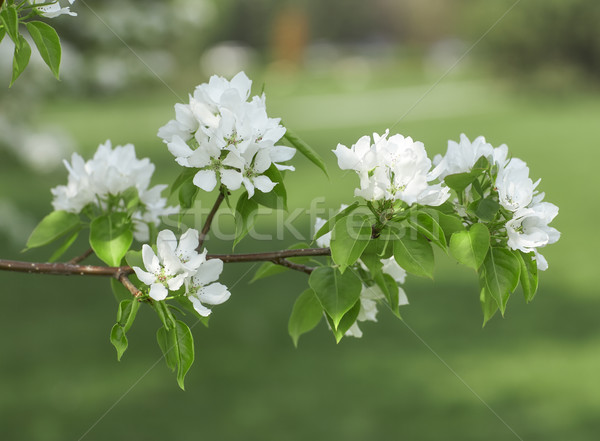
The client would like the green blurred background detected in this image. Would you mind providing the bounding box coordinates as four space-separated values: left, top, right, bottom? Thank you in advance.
1 0 599 439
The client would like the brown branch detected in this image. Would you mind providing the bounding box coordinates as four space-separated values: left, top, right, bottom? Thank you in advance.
271 258 315 275
68 248 94 264
197 189 226 250
0 247 330 285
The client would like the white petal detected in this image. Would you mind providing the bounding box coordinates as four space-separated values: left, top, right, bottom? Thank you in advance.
193 259 224 286
198 282 231 305
253 175 277 193
190 297 212 317
253 149 272 174
270 146 296 163
220 169 243 190
157 229 178 255
149 283 168 301
133 266 156 286
193 170 217 192
167 136 194 158
242 177 255 198
332 144 360 170
168 274 186 290
178 229 199 255
141 244 160 274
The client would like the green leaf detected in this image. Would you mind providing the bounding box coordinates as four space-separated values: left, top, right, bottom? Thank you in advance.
157 326 177 371
0 25 6 44
468 197 500 222
25 21 61 79
516 251 538 302
314 202 359 242
250 242 310 283
330 213 372 272
283 128 328 177
116 299 140 333
325 300 361 343
89 212 133 266
288 289 323 347
26 210 80 249
308 266 362 329
178 178 199 209
425 210 465 242
407 211 447 251
0 5 18 45
390 228 434 279
251 164 287 210
479 287 498 327
480 248 521 315
444 157 489 193
125 249 143 269
110 324 128 361
153 299 176 331
449 223 490 270
357 250 400 318
10 34 31 86
233 191 258 247
174 320 195 390
48 229 80 262
170 167 196 196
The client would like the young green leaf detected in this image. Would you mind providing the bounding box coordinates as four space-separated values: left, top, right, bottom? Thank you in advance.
26 210 81 249
25 21 61 79
325 300 361 343
516 251 539 302
407 211 447 251
125 249 144 269
89 212 133 266
174 320 194 390
0 25 6 44
391 229 434 279
468 197 500 222
480 248 521 314
157 326 178 371
0 5 18 45
48 229 80 262
330 213 372 272
283 128 328 178
234 191 258 247
110 324 128 361
178 178 199 209
116 299 140 333
308 266 362 329
313 202 359 242
288 288 323 347
444 157 489 193
424 209 465 242
170 168 197 196
11 35 31 86
449 223 490 270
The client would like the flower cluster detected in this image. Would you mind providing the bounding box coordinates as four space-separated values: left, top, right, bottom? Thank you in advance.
434 134 560 270
158 71 296 197
315 214 408 338
333 130 450 206
133 229 230 316
30 0 76 18
51 140 177 241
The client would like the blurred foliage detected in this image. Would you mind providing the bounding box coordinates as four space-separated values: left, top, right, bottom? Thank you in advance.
462 0 600 88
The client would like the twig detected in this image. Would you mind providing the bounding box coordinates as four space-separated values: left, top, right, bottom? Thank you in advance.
197 189 226 250
207 248 331 263
68 248 94 264
116 270 142 299
272 258 315 275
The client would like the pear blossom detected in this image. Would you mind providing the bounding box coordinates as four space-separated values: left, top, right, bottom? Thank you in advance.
496 158 540 212
333 130 449 206
430 134 507 180
158 72 295 196
51 141 177 241
186 254 230 316
132 229 203 301
506 202 560 270
30 0 76 18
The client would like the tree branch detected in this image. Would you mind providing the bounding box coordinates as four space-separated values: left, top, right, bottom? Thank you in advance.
197 188 226 250
0 248 330 279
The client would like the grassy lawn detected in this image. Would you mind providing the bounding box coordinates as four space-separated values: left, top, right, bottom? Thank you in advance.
0 68 598 440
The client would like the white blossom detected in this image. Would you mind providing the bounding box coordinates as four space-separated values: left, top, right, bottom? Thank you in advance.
506 202 560 270
333 130 449 206
31 0 76 18
186 253 230 317
51 140 177 240
496 158 540 212
158 72 294 196
430 134 507 180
